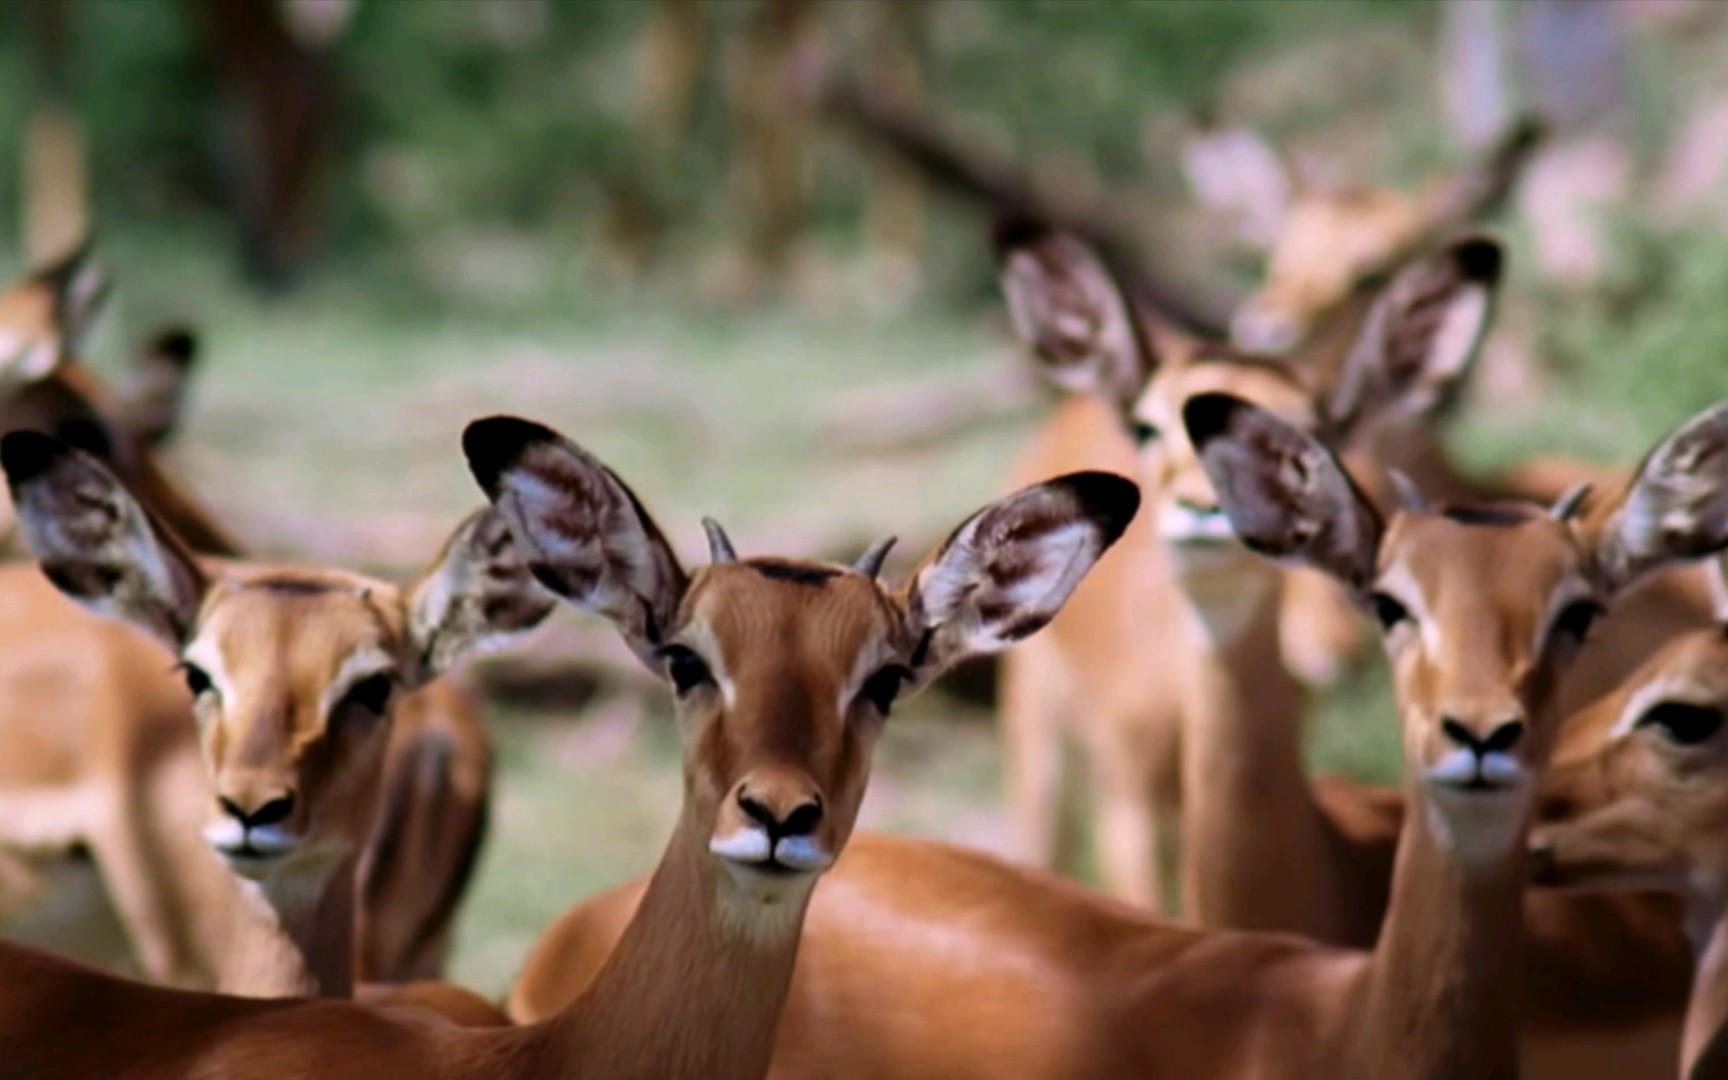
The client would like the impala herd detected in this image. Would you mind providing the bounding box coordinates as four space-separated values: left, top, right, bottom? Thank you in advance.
0 125 1724 1080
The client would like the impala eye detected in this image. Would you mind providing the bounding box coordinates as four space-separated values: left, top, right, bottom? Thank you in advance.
1637 701 1725 747
661 645 713 697
1128 419 1162 447
340 673 394 716
860 665 912 718
1552 600 1603 645
179 662 213 698
1368 592 1410 632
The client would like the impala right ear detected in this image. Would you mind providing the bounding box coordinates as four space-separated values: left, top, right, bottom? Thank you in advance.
32 235 111 354
1323 235 1502 441
0 431 205 651
995 222 1156 411
462 416 688 666
898 470 1139 687
1184 392 1382 596
119 326 198 448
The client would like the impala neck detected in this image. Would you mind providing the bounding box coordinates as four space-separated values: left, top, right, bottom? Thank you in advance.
1682 897 1728 1074
1175 563 1330 932
1355 791 1526 1079
529 804 812 1079
217 848 359 999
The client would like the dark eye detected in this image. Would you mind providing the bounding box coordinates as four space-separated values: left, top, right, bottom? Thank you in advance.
1128 419 1161 446
1368 592 1409 631
1552 600 1603 645
860 665 912 718
180 662 213 698
1637 701 1724 746
340 673 394 716
661 645 713 696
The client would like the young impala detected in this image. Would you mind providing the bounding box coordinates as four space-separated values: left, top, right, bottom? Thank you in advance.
2 430 552 1021
0 415 1134 1078
513 394 1728 1079
1532 559 1728 1076
0 244 495 985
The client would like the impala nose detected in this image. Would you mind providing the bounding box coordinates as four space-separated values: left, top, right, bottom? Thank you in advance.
737 788 823 841
1441 717 1526 758
219 792 296 831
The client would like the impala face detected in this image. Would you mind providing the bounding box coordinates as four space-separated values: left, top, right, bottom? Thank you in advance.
1368 508 1600 856
463 415 1139 908
1533 628 1728 894
0 241 106 392
656 562 909 893
184 572 406 879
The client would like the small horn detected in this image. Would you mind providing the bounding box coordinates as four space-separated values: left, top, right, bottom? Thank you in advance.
853 536 898 580
701 517 738 564
1386 469 1428 514
1549 483 1591 522
1710 556 1728 627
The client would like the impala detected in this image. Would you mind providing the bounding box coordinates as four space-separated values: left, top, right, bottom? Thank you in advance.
0 415 1134 1078
512 394 1728 1079
1532 559 1728 1076
0 243 497 985
2 430 551 1022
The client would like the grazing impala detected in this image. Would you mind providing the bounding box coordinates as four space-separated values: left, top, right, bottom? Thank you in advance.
1532 560 1728 1076
2 431 550 1023
0 415 1134 1079
0 244 499 985
513 394 1728 1080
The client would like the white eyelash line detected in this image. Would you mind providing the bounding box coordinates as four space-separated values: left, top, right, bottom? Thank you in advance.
1610 675 1717 740
319 648 398 719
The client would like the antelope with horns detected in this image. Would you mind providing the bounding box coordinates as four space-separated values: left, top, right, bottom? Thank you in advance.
511 395 1728 1080
0 415 1135 1079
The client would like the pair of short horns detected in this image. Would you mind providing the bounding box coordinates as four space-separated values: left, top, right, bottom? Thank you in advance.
1385 469 1589 522
701 517 897 579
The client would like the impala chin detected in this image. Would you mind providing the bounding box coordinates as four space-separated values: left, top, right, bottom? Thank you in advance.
203 819 300 878
1423 750 1532 861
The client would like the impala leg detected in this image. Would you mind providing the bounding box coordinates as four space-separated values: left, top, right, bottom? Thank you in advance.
999 645 1080 873
1088 712 1179 913
87 788 200 986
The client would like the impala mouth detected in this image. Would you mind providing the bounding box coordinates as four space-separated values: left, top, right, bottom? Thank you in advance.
709 830 831 880
204 821 298 877
1425 748 1527 795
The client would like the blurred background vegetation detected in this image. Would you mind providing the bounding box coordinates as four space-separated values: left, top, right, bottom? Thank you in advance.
4 0 1728 996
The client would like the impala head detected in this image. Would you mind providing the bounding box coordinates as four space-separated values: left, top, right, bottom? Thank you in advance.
1533 574 1728 900
0 238 109 393
463 416 1137 903
1 432 554 881
1182 117 1540 355
1001 222 1498 616
1187 395 1728 860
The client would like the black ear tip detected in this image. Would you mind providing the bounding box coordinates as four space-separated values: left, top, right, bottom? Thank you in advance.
1452 236 1504 284
462 415 560 496
1056 471 1142 545
151 327 197 366
991 214 1052 262
1182 392 1249 451
0 431 72 487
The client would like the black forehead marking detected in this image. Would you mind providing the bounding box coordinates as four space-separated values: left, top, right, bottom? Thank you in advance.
1439 504 1543 528
246 575 344 596
748 559 842 587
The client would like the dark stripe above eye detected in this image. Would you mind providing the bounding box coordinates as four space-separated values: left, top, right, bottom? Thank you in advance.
749 561 840 587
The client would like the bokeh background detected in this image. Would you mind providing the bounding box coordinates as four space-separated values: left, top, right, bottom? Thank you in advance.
3 0 1728 996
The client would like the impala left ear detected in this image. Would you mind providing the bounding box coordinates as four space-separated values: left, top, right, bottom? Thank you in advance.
1590 400 1728 593
898 470 1139 688
33 235 111 355
0 430 205 651
404 506 557 686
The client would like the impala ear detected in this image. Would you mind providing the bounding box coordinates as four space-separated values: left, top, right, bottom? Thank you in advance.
995 221 1157 412
1185 393 1382 596
404 507 558 686
462 416 688 667
118 326 198 448
899 470 1138 687
1590 401 1728 593
1324 235 1502 441
0 431 204 651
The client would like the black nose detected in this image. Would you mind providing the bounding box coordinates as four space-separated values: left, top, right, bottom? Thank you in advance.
1441 718 1525 757
737 791 824 839
219 793 295 830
